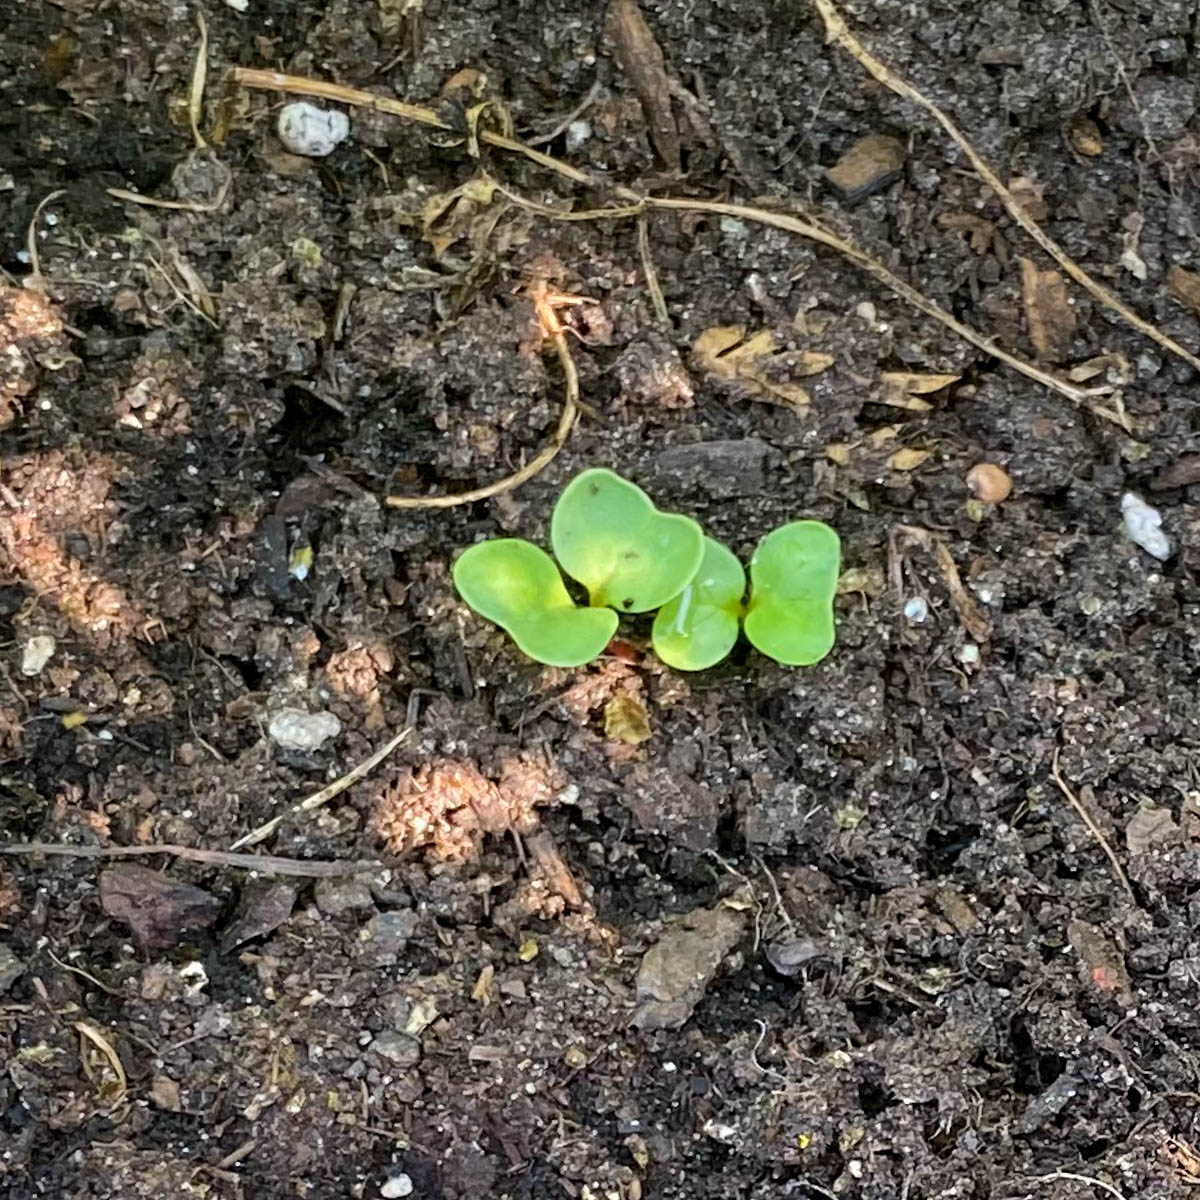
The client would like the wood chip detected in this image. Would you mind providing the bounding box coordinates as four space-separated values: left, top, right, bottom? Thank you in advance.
1167 264 1200 317
608 0 681 172
826 134 906 203
1021 257 1076 361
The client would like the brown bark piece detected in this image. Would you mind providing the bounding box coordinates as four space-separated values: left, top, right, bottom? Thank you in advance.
1020 257 1076 361
608 0 681 172
99 866 221 951
1167 264 1200 316
825 134 906 203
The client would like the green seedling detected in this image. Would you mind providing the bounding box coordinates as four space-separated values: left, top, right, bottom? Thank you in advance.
743 520 840 666
452 538 618 668
551 468 704 612
652 537 746 671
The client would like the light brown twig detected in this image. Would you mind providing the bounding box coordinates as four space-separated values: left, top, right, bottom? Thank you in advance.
812 0 1200 375
231 724 413 849
1050 747 1134 901
0 842 383 877
385 299 579 508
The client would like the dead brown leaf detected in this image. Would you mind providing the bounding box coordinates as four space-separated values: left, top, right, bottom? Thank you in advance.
604 693 652 745
1009 175 1048 222
693 325 832 410
421 177 497 257
1020 257 1076 361
879 371 959 411
886 447 933 471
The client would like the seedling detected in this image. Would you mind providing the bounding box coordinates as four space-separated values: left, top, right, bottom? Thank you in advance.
452 538 618 667
652 537 745 671
551 468 704 612
742 521 840 666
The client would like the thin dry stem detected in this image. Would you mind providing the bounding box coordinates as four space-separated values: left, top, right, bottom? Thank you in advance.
1051 747 1134 901
189 9 209 150
638 213 670 327
385 317 579 508
0 842 383 877
230 724 413 849
108 175 230 214
813 0 1200 375
25 190 65 286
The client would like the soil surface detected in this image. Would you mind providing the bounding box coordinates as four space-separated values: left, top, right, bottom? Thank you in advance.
4 1 1200 1198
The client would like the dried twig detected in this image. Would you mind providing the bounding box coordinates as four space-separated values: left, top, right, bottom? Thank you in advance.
25 190 65 287
637 213 670 327
0 842 383 877
108 174 230 214
189 9 209 150
385 299 579 508
1050 747 1134 901
1020 1171 1128 1200
812 0 1200 375
75 1021 127 1106
231 724 413 849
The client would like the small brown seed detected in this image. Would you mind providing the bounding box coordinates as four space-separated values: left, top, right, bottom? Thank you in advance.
1068 117 1103 158
966 463 1012 503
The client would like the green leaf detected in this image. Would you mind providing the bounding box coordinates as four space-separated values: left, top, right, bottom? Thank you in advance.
551 468 704 612
453 539 617 667
743 521 840 666
652 537 745 671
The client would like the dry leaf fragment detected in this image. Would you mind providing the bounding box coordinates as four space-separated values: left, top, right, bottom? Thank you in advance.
1120 213 1148 282
1020 257 1076 361
879 371 959 410
886 447 932 471
1167 264 1200 317
693 325 832 410
1125 805 1179 854
937 211 995 255
604 693 652 744
1009 175 1048 222
421 177 497 257
1068 117 1103 157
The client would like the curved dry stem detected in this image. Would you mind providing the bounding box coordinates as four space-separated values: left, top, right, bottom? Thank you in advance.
812 0 1200 375
385 323 579 509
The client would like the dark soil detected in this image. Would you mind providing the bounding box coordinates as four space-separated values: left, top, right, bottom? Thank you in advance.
4 0 1200 1197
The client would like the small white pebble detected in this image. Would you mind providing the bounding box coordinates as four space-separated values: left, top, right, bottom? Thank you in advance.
958 643 980 666
380 1175 413 1199
565 120 592 153
1121 491 1172 561
224 0 249 10
277 102 349 158
20 634 56 677
903 596 928 623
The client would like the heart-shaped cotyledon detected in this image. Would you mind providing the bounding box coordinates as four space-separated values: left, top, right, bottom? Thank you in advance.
742 520 841 666
550 468 704 614
651 536 746 671
452 538 618 667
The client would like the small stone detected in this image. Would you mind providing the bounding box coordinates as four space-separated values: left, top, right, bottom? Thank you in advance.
1115 77 1196 142
826 134 906 203
966 463 1012 504
633 904 745 1030
358 910 418 966
565 120 591 153
381 1175 414 1199
277 102 350 157
1067 117 1103 157
20 635 55 677
958 643 980 666
1121 492 1171 561
0 945 25 993
370 1031 421 1067
903 596 928 623
268 707 341 751
314 877 374 915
